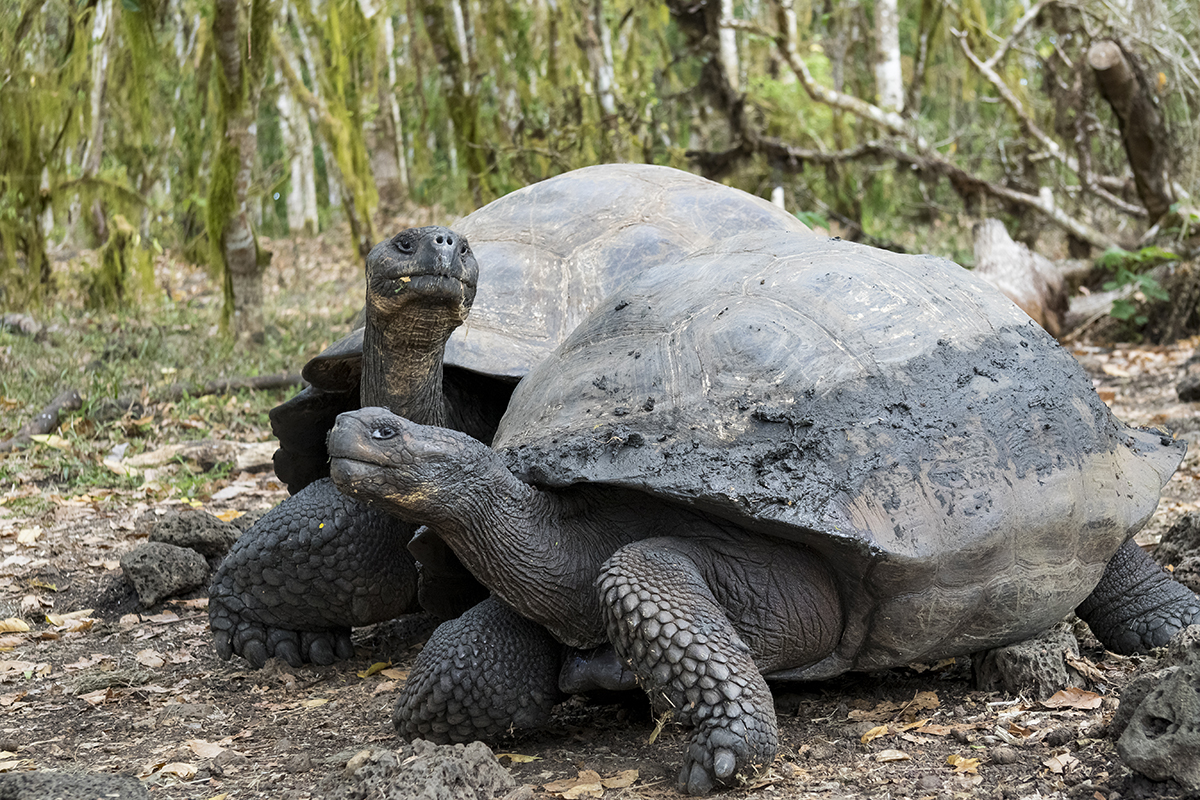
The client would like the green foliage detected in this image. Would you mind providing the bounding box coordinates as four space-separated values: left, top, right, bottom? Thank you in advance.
1098 246 1177 326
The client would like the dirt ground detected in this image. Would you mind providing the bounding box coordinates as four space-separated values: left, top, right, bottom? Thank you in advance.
2 336 1200 800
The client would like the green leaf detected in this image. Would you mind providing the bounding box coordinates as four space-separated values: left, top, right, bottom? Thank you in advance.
795 210 828 230
121 0 141 11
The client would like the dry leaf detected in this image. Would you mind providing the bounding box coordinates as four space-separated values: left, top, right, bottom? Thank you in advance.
946 753 980 774
1064 652 1106 683
16 528 40 544
908 690 940 712
357 662 390 678
30 434 71 450
214 508 244 522
302 698 329 708
136 649 165 668
1044 752 1080 774
185 739 227 759
0 619 29 633
876 749 910 762
1042 687 1102 710
861 724 890 744
601 769 638 788
545 770 604 799
79 688 114 706
0 661 36 676
496 753 542 763
379 668 407 681
158 762 197 779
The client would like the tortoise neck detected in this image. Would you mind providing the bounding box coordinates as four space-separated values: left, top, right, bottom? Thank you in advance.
361 308 456 426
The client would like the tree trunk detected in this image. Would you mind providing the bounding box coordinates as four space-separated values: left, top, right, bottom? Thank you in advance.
418 0 486 205
717 0 740 92
873 0 903 113
276 71 318 235
1087 39 1174 223
207 0 275 345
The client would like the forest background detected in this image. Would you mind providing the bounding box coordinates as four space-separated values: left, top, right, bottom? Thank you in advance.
2 0 1200 346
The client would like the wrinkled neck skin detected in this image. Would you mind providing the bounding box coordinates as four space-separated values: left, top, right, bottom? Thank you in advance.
390 444 641 648
361 306 454 426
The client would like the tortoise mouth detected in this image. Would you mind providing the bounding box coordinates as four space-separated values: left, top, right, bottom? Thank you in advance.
378 272 477 304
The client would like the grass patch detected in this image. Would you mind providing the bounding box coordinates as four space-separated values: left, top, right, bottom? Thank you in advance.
1 233 365 504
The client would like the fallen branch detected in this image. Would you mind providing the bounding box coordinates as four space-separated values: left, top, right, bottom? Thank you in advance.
100 372 304 418
0 389 83 452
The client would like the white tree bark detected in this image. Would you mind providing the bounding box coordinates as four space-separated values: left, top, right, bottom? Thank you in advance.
583 0 618 116
873 0 903 112
384 16 410 193
718 0 740 91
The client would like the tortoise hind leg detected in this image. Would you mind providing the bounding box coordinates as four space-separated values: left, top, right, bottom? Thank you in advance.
597 536 841 795
1077 539 1200 653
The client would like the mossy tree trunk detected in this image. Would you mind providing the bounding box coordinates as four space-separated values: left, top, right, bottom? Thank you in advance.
207 0 277 344
417 0 488 207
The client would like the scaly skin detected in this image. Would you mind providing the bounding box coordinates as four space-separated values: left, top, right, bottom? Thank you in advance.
329 409 843 795
1077 539 1200 653
210 227 484 667
394 596 564 743
209 479 418 667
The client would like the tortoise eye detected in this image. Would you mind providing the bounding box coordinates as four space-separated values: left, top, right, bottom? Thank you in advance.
393 234 414 253
371 424 397 440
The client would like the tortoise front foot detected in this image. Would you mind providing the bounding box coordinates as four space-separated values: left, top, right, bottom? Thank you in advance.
1078 539 1200 653
210 598 354 668
395 596 563 743
208 478 419 668
598 539 779 795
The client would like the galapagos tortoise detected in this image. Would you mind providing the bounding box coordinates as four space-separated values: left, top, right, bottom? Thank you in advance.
328 230 1200 793
209 165 810 667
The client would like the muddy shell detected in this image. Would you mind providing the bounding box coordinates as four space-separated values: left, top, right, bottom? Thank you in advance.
494 231 1185 678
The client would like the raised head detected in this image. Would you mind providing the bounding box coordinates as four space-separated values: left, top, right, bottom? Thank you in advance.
365 226 479 328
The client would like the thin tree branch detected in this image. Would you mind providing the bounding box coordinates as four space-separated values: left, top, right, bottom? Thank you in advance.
982 0 1053 71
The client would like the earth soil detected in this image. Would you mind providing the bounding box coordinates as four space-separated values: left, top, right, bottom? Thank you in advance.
2 336 1200 800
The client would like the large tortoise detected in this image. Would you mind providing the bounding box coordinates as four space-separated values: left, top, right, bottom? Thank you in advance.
209 164 810 667
327 231 1200 794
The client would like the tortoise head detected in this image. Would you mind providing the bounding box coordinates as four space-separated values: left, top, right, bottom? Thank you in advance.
327 406 493 524
365 226 479 326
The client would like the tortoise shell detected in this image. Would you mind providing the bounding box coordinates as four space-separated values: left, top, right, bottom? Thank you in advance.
307 164 811 387
494 231 1184 676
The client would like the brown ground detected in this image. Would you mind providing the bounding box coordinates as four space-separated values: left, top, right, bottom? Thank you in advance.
3 328 1200 799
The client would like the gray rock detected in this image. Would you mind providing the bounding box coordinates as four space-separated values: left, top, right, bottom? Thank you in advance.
1156 513 1200 568
316 740 516 800
1117 664 1200 790
149 509 240 558
120 542 209 607
0 770 148 799
1110 668 1176 739
974 622 1087 699
1164 624 1200 668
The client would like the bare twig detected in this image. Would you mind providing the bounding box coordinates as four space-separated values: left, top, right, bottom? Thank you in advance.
982 0 1053 71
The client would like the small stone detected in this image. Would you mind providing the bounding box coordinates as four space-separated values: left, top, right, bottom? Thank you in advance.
284 753 313 773
1044 727 1074 747
0 771 147 798
990 745 1020 765
150 509 241 558
915 773 942 790
120 542 209 607
213 749 250 773
974 622 1085 699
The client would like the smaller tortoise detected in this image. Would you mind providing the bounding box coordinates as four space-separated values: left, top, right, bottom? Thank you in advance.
210 165 809 667
328 231 1200 794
